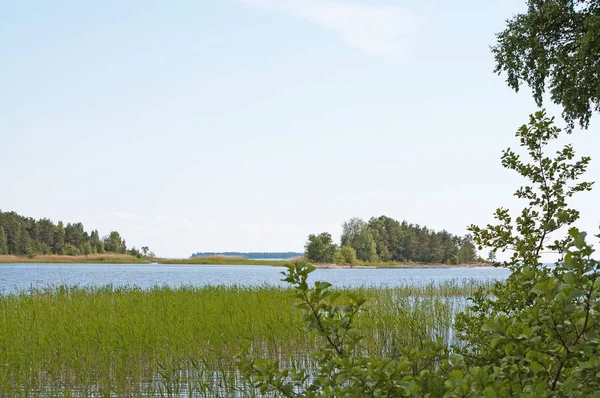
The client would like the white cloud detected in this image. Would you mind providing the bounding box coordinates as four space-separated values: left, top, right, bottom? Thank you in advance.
239 0 417 59
111 211 137 219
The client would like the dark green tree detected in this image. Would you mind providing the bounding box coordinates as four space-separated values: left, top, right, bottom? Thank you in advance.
37 218 55 252
103 231 125 253
65 222 88 250
89 230 104 254
340 217 366 248
0 226 8 255
493 0 600 130
18 223 29 255
353 229 378 262
457 235 478 264
53 222 65 254
304 233 337 263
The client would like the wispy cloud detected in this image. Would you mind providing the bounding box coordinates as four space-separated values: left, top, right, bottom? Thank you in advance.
111 211 138 219
239 0 417 59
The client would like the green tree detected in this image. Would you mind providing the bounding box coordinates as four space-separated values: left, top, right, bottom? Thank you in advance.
340 217 366 248
0 227 8 255
18 223 29 255
103 231 125 253
493 0 600 130
304 233 337 263
89 229 104 254
457 235 477 264
62 243 81 256
340 245 357 264
81 241 92 255
354 229 378 262
65 222 88 250
53 222 65 254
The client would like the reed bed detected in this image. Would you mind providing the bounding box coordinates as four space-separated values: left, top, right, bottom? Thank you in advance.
159 257 296 266
0 281 490 397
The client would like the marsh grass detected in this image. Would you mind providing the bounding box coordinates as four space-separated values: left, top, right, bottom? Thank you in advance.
158 256 490 268
159 257 297 266
0 254 145 264
0 281 490 396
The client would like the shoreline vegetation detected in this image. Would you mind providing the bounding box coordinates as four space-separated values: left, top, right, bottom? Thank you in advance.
0 253 146 264
0 281 488 396
0 254 493 267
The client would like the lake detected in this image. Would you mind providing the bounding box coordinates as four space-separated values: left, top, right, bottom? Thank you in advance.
0 263 511 294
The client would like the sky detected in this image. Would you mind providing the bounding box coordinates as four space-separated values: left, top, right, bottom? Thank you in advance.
1 0 599 259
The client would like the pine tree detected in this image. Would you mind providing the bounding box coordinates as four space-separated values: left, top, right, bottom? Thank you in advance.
0 226 8 255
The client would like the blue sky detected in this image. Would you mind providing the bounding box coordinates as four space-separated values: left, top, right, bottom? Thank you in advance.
1 0 598 259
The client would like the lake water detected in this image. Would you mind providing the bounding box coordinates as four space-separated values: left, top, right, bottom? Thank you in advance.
0 263 511 294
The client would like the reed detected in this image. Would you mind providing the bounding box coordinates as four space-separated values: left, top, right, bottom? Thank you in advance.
159 256 297 266
0 281 490 396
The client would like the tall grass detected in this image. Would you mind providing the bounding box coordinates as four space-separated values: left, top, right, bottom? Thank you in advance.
0 281 490 397
159 256 297 266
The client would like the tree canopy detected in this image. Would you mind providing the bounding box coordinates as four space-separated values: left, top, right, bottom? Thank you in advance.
305 216 480 264
0 210 148 258
493 0 600 129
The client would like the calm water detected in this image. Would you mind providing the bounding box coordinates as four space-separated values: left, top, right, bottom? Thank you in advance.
0 263 511 294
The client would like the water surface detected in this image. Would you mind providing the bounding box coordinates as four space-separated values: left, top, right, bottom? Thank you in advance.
0 263 511 294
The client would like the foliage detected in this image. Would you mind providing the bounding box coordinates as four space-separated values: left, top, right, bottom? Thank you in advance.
448 230 600 397
492 0 600 130
305 232 337 263
0 226 8 255
456 235 478 265
450 111 598 396
104 231 126 253
340 245 358 264
62 243 81 256
238 263 449 397
339 215 476 264
0 210 145 257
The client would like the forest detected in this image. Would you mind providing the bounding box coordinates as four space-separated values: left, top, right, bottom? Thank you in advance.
0 210 148 258
305 215 480 264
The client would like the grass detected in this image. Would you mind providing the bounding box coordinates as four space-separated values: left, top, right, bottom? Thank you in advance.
157 256 490 268
0 254 489 267
0 280 490 397
158 256 297 266
0 254 145 264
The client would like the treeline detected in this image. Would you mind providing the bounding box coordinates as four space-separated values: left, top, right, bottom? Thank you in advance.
190 252 303 259
305 215 480 264
0 210 152 258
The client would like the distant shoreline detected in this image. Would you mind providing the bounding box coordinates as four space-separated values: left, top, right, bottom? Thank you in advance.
0 255 494 268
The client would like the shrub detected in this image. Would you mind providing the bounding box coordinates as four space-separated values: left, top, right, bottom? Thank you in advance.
340 245 357 264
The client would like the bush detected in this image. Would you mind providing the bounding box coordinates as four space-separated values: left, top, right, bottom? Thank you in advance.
340 245 357 264
62 243 81 256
